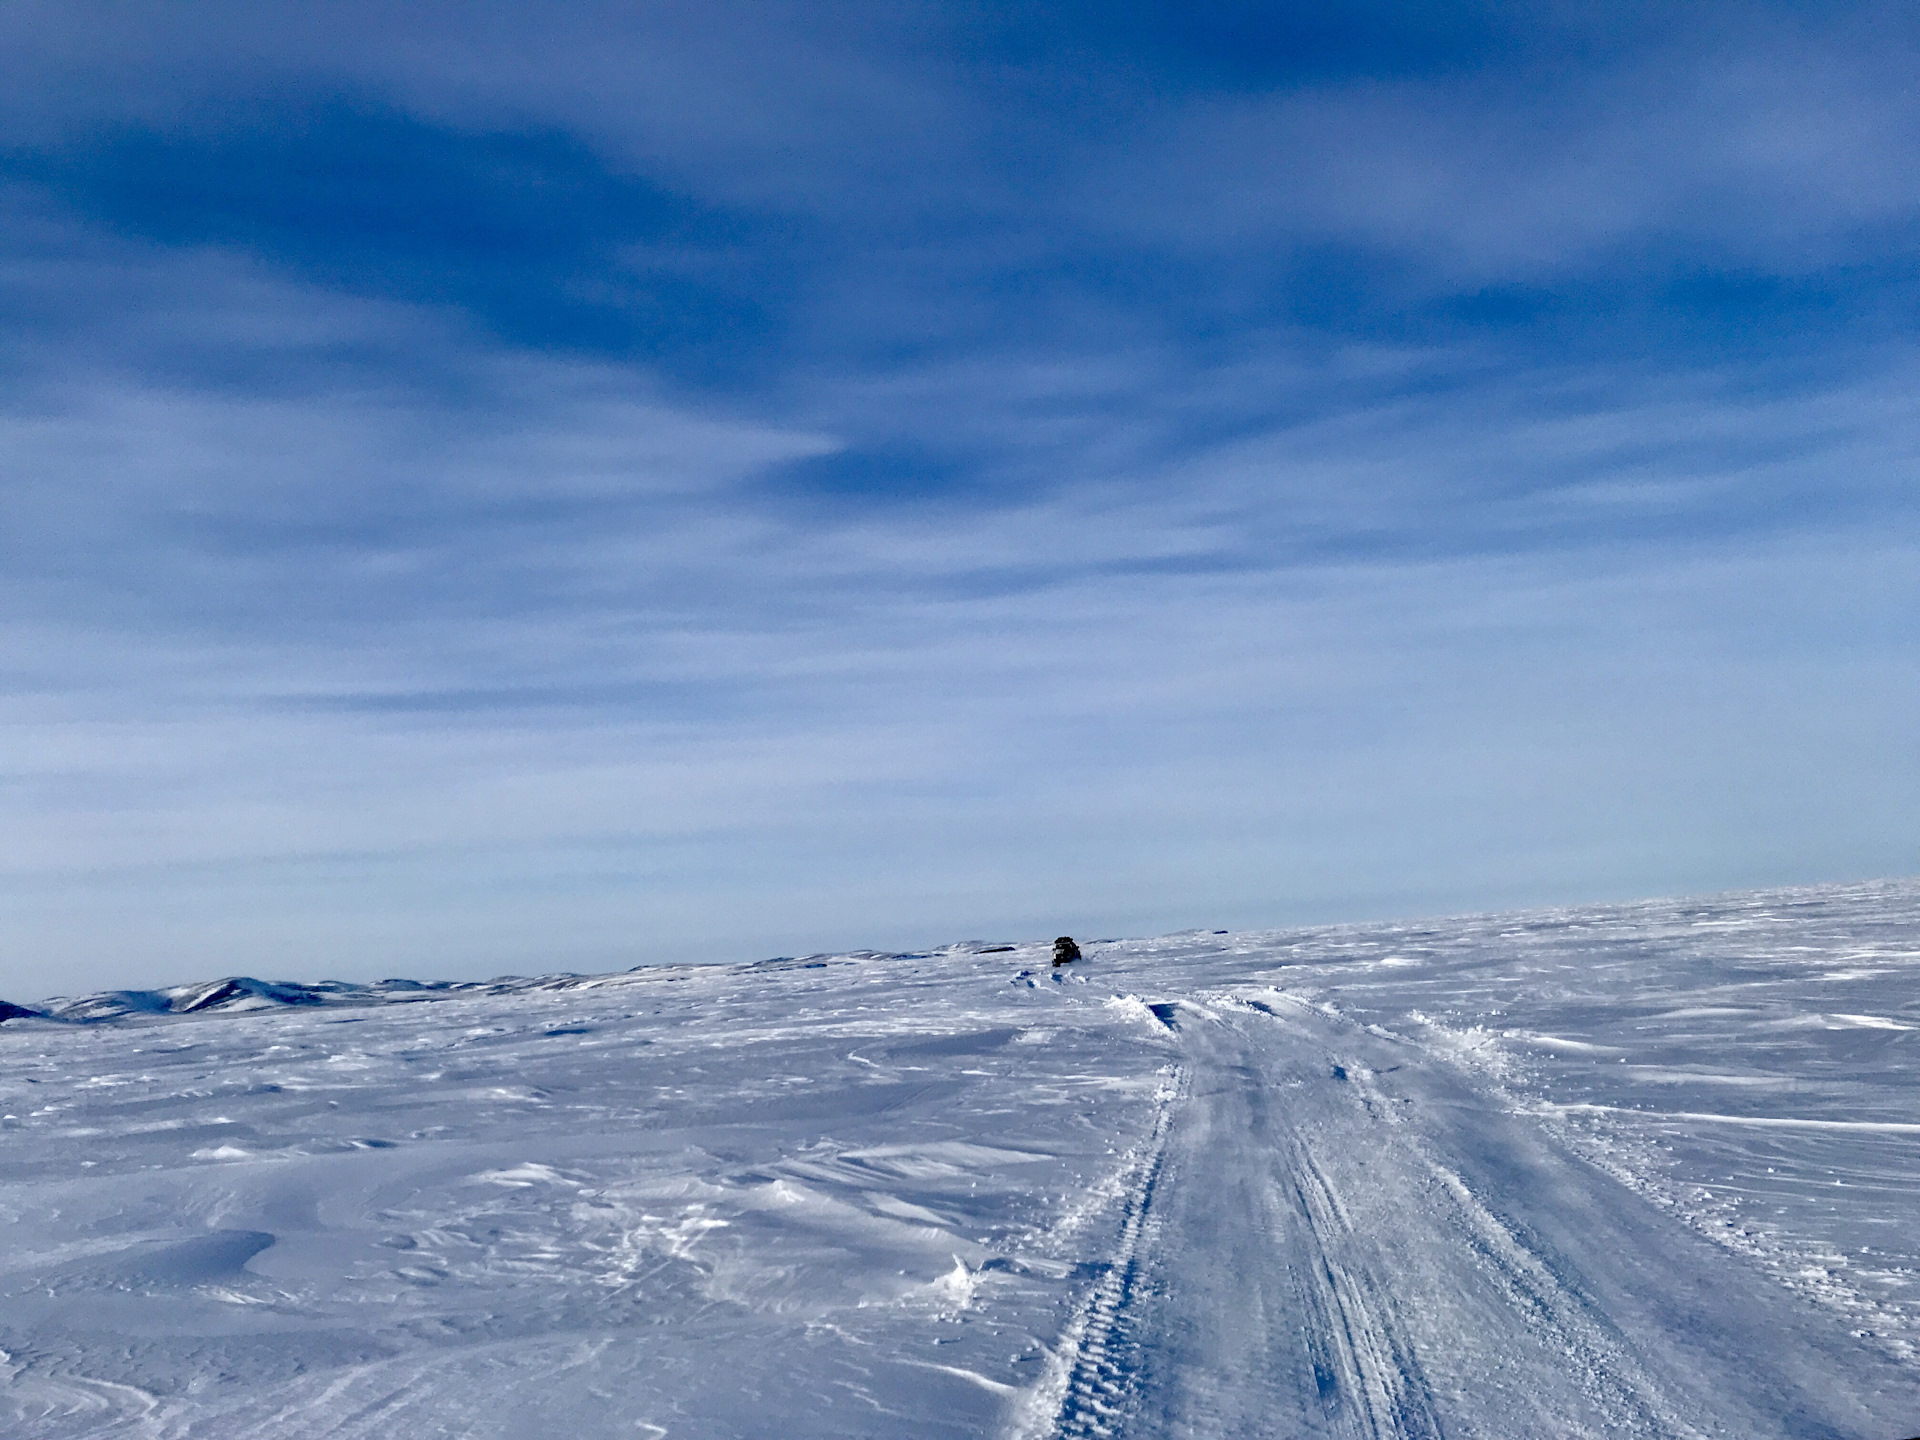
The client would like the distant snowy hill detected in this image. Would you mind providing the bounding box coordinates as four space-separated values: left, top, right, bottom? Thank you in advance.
3 882 1918 1438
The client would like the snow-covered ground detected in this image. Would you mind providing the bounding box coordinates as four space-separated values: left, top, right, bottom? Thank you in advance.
3 879 1918 1438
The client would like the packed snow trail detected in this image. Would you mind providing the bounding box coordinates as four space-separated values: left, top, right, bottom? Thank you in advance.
1035 992 1913 1439
4 880 1920 1438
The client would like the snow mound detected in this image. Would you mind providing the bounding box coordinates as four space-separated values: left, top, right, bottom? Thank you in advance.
27 951 939 1024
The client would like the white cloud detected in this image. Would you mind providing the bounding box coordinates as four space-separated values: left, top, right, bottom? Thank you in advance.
4 303 1917 992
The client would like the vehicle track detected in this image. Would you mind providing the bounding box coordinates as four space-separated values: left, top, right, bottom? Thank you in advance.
1099 1008 1451 1440
1026 992 1920 1439
1039 1067 1185 1440
1027 1006 1452 1440
1281 1137 1442 1439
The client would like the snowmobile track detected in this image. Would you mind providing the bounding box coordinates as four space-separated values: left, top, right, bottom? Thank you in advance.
1041 1068 1186 1440
1280 1137 1443 1440
1031 998 1725 1439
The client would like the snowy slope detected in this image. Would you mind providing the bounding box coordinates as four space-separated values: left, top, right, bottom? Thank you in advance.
2 881 1918 1439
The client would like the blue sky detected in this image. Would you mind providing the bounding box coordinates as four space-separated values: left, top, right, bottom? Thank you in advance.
2 1 1917 995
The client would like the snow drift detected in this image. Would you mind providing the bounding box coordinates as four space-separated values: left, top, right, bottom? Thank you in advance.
2 881 1917 1438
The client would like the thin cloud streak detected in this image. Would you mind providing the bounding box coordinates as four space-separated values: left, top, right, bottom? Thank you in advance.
6 527 1914 988
1 2 1916 993
5 317 1917 986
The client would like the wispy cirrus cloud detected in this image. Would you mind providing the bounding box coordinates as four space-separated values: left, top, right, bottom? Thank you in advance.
1 2 1916 992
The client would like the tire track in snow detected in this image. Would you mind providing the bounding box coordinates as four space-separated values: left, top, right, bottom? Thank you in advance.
1146 1010 1447 1440
1030 994 1732 1438
1023 1001 1451 1440
1019 1066 1186 1440
1279 1113 1701 1440
1282 1139 1442 1439
1251 1001 1705 1440
0 1356 165 1440
1228 994 1901 1439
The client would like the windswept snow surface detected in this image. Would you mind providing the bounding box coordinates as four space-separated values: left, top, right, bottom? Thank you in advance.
3 881 1919 1439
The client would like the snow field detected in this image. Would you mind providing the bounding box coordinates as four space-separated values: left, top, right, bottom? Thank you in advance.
3 879 1918 1437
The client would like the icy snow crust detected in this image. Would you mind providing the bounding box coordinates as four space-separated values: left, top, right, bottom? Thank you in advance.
3 881 1918 1438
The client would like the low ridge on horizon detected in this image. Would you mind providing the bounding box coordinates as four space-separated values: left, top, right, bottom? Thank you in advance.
9 873 1914 1020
